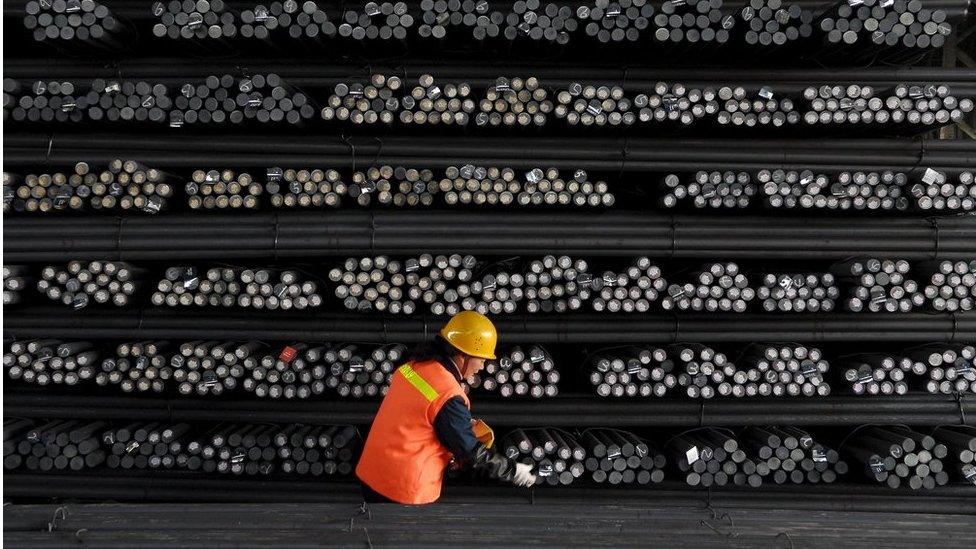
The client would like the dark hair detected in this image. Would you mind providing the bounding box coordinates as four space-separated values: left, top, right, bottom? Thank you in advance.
409 335 456 363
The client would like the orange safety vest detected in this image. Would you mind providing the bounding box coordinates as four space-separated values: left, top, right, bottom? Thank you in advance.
356 359 470 504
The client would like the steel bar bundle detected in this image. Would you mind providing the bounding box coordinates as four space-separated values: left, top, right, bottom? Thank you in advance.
348 165 433 206
98 420 360 476
265 166 347 208
760 169 910 211
4 419 106 471
740 0 814 46
912 169 976 212
589 256 666 313
833 257 924 313
9 79 85 122
840 426 949 490
633 82 715 126
441 165 612 207
338 1 415 40
578 0 653 44
170 73 315 126
715 86 800 127
819 0 952 50
932 426 976 486
320 73 404 125
665 427 753 487
84 79 172 123
802 83 973 126
904 343 976 395
475 76 552 127
185 168 262 210
400 74 476 126
661 171 757 209
737 343 830 397
37 260 142 309
4 265 30 305
4 159 173 214
500 428 586 485
738 426 847 484
470 344 559 397
588 345 675 397
842 353 913 395
670 343 733 399
662 262 754 312
756 272 839 312
4 339 99 387
151 266 323 310
502 0 577 43
520 255 590 313
653 0 734 44
554 82 636 126
238 1 337 40
417 0 489 40
918 259 976 312
171 340 250 396
328 254 479 315
23 0 130 46
97 340 173 394
150 0 237 40
580 428 667 484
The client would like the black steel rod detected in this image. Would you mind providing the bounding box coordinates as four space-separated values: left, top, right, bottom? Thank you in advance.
5 212 975 261
4 392 974 426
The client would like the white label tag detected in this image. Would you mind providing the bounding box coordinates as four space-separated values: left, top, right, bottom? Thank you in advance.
686 446 700 464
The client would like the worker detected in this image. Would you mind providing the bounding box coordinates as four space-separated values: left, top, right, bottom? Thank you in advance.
356 311 537 504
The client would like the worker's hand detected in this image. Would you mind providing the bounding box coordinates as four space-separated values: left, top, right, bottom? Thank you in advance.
512 462 537 487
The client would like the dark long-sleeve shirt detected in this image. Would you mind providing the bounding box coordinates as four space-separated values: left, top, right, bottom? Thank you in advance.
429 355 480 461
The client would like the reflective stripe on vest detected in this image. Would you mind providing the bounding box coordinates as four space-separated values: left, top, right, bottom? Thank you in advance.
398 363 439 402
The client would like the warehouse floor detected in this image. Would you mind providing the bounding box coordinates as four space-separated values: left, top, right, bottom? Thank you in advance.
5 501 976 548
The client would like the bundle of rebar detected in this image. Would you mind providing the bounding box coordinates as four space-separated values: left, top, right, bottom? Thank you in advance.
500 428 586 486
401 74 476 126
740 0 813 46
661 171 757 209
738 426 847 484
317 342 405 398
239 1 337 40
665 428 754 487
819 0 951 50
588 345 675 397
152 266 323 310
904 343 976 395
554 82 634 126
4 265 30 305
265 166 346 208
82 79 172 123
4 419 106 472
470 344 559 398
9 80 85 122
802 83 972 126
171 340 253 396
632 82 714 125
24 0 130 46
933 426 976 486
918 259 976 312
4 160 174 214
96 341 172 393
99 421 359 476
500 0 576 43
475 76 552 127
662 262 754 312
842 353 912 395
578 0 654 44
37 260 142 309
715 86 799 127
653 0 734 44
589 256 666 313
580 428 667 485
320 74 403 125
841 425 949 490
338 1 414 40
170 73 314 126
442 165 612 207
5 339 99 387
833 257 923 313
756 272 839 312
760 169 911 211
912 169 976 211
151 0 237 40
185 169 262 210
736 344 831 397
417 0 488 40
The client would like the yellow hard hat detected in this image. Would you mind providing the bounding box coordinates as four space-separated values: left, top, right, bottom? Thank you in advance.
439 311 497 359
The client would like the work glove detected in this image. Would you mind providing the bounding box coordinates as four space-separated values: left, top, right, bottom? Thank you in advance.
512 462 538 487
